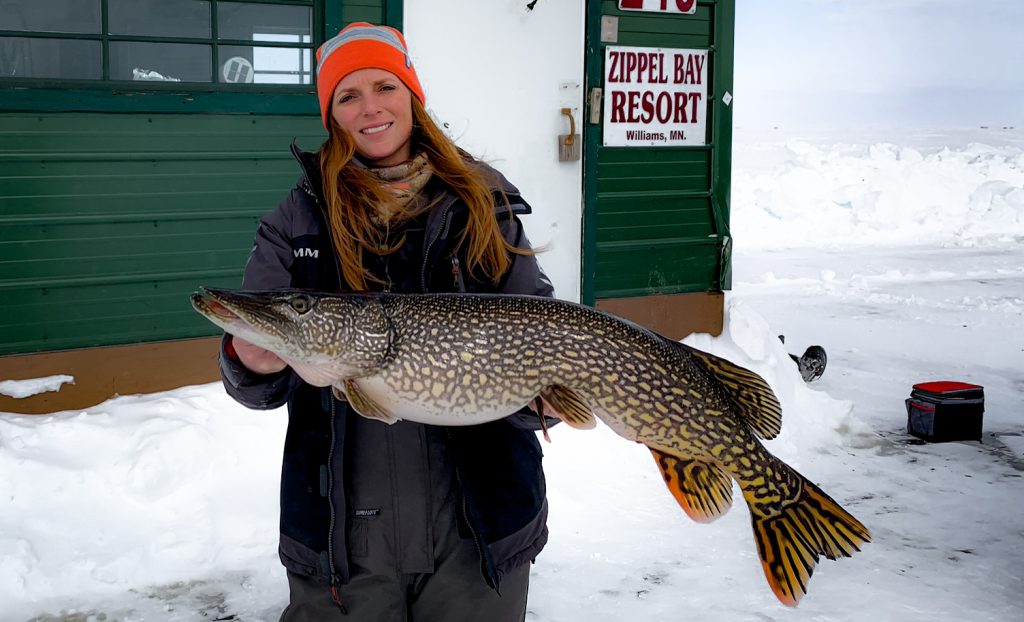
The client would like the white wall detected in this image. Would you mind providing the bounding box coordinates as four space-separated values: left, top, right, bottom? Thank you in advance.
405 0 586 301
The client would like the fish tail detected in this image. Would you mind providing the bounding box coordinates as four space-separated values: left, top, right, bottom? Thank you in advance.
750 475 871 607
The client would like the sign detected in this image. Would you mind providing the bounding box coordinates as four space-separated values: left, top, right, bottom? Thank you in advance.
618 0 697 15
222 56 254 83
602 46 708 147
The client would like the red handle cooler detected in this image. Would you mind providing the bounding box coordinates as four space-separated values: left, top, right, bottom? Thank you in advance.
905 381 984 442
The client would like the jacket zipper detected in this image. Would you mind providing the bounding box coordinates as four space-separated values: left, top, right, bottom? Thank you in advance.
447 431 491 589
325 394 347 613
454 464 489 588
291 147 347 611
420 197 458 291
418 190 526 292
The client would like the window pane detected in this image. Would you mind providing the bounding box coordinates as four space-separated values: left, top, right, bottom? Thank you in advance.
219 44 311 84
108 0 211 38
217 2 311 41
1 0 101 34
109 41 211 82
0 37 101 79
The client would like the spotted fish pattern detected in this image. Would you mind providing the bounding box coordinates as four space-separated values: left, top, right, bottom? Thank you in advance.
192 287 871 606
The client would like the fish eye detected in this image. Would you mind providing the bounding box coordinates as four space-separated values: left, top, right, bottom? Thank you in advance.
290 295 314 314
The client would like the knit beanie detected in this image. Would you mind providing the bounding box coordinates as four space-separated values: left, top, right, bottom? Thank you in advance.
315 22 426 129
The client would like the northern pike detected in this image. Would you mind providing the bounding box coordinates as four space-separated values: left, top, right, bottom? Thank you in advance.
191 287 871 606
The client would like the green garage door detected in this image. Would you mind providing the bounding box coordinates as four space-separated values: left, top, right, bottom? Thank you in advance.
0 114 323 355
0 0 402 356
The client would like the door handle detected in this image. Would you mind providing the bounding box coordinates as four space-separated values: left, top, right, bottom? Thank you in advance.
561 107 576 145
558 107 581 161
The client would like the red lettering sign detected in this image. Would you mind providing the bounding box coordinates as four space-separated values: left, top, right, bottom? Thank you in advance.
618 0 696 15
602 45 708 147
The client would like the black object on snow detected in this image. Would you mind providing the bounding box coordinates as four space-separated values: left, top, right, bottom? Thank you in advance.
796 346 827 383
780 335 828 383
906 381 984 443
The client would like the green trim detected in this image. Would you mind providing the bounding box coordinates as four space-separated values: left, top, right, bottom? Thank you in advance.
594 284 712 299
324 0 343 38
0 31 313 49
385 0 404 30
710 0 734 290
221 0 313 4
101 0 110 80
582 0 604 307
325 1 402 46
212 1 221 82
0 86 318 114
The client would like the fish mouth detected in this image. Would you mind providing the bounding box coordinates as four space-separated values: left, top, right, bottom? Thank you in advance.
192 294 239 323
190 287 289 345
190 287 247 325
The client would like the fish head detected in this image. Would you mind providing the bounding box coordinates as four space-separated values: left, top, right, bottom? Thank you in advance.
191 287 392 384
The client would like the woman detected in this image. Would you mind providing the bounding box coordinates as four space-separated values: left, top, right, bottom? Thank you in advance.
218 22 554 621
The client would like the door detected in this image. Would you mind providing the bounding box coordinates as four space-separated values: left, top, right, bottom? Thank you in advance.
582 0 734 308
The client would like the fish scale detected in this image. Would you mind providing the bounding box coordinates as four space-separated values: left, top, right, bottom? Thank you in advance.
384 295 702 420
192 287 871 607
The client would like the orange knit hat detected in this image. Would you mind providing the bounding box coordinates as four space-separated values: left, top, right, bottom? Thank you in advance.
315 22 426 128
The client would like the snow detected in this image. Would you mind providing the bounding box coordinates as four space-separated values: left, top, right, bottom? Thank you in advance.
0 375 74 399
2 127 1023 621
732 128 1024 250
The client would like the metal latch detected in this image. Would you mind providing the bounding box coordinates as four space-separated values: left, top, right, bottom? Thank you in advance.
588 88 602 125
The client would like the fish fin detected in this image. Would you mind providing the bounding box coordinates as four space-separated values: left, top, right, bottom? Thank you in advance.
649 448 733 523
750 474 872 607
683 345 782 440
540 385 596 429
340 379 399 424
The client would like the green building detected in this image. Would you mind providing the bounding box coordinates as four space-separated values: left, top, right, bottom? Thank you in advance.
0 0 733 412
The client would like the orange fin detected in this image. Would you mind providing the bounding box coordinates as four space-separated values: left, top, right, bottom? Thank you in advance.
649 448 734 523
540 385 596 430
751 475 872 607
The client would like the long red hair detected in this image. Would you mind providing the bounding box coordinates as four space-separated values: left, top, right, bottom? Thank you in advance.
318 98 523 291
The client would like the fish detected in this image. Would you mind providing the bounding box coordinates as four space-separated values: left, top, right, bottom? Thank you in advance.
191 286 871 606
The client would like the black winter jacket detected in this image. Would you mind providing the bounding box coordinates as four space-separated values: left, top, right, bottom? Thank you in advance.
219 144 555 592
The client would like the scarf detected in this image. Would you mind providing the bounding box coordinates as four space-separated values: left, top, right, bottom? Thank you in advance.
366 152 434 225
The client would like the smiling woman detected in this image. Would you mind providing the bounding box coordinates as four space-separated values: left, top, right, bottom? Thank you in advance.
330 69 415 166
216 20 555 622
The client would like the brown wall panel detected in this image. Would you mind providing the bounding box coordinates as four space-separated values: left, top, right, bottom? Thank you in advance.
0 337 222 414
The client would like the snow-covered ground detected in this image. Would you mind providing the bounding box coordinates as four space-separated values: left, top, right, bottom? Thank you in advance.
2 127 1022 621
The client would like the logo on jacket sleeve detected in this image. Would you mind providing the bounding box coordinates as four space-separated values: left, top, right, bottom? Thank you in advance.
293 247 319 258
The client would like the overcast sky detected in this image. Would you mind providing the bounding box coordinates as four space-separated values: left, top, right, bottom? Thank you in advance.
733 0 1024 128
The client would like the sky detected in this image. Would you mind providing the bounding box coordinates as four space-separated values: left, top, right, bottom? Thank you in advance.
734 0 1024 128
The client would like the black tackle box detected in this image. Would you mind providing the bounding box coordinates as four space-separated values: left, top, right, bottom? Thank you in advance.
905 381 984 442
